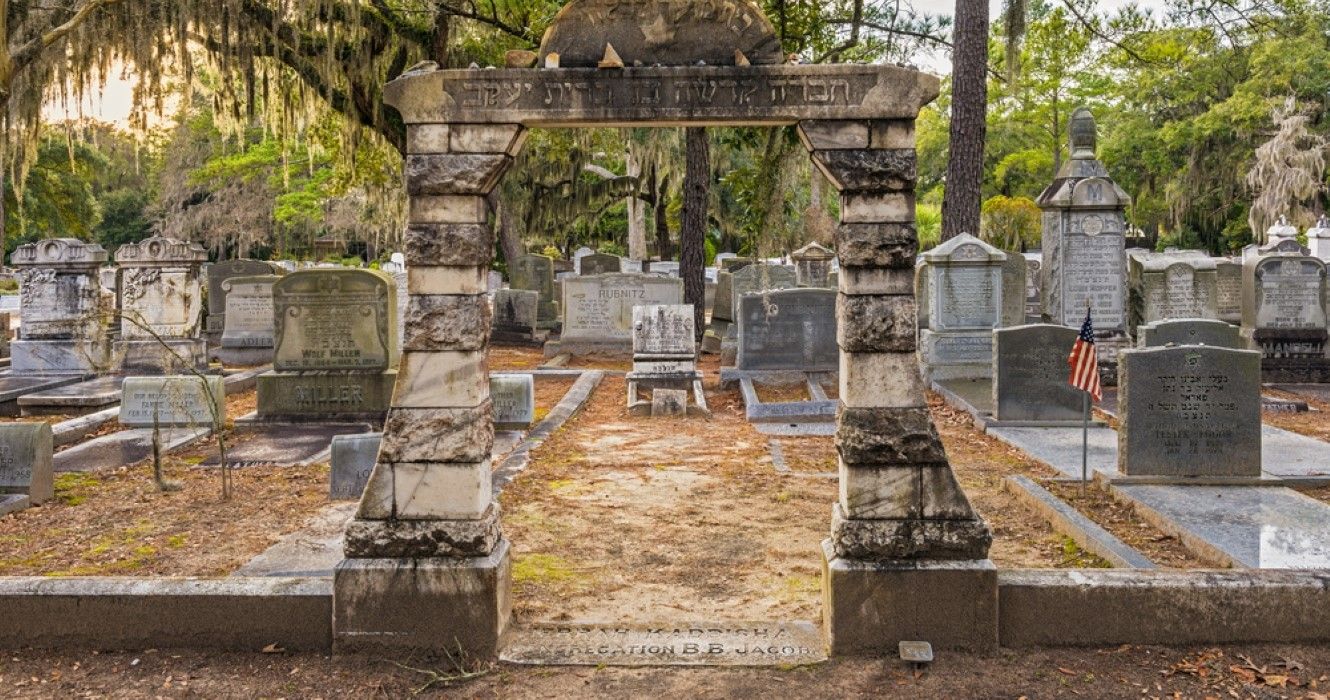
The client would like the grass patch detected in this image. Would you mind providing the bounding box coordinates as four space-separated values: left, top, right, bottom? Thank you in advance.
1057 536 1112 568
53 473 101 506
513 553 580 586
773 572 820 603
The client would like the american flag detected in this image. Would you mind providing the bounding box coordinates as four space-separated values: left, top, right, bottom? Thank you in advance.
1068 308 1102 402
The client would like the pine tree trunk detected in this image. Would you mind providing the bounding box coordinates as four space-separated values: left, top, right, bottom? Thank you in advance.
681 128 709 341
941 0 989 241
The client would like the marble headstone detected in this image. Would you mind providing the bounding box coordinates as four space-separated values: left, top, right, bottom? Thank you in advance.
330 433 382 501
207 259 284 333
735 288 837 372
992 324 1085 423
1241 254 1328 358
512 254 558 329
491 289 540 341
1138 319 1242 349
220 275 280 349
919 233 1006 381
0 423 53 504
558 273 684 352
580 253 623 276
491 375 536 430
9 238 112 374
792 242 835 288
272 269 398 372
119 375 226 428
1118 345 1261 477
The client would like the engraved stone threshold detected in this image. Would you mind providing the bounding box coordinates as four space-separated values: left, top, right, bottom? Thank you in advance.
500 621 826 667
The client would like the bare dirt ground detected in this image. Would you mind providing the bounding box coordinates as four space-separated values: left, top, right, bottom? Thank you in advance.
3 644 1329 698
532 378 575 423
1264 388 1330 442
0 460 329 576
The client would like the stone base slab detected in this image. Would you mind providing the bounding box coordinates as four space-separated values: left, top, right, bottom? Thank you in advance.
118 339 208 374
1259 357 1330 384
11 340 112 375
822 540 997 654
257 370 396 421
333 541 511 657
210 345 275 367
343 505 502 558
829 504 992 560
543 339 632 359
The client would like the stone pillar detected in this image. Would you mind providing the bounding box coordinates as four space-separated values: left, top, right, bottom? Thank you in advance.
10 238 112 375
802 119 996 654
114 235 209 373
333 122 523 656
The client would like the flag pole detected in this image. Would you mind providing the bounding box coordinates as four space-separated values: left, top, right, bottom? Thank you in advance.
1080 298 1092 497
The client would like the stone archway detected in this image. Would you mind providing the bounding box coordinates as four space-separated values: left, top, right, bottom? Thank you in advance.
334 0 994 658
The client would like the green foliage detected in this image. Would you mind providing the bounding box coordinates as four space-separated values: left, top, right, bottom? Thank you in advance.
917 203 943 251
981 195 1041 251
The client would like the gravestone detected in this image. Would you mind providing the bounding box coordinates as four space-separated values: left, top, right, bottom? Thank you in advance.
0 423 54 510
1118 345 1262 477
206 259 284 335
1309 217 1330 263
1023 253 1043 322
792 242 835 288
919 233 1006 381
702 270 735 354
511 254 558 329
735 288 837 372
550 273 684 356
491 289 544 344
1241 252 1330 382
648 261 680 277
1000 254 1026 328
258 269 399 421
330 433 383 501
721 263 798 364
115 236 209 373
627 304 705 416
1214 258 1242 324
1266 216 1300 247
1037 108 1130 378
217 275 281 365
10 238 113 374
992 324 1085 423
579 253 622 276
1138 319 1242 349
491 375 535 430
120 376 226 428
572 247 595 274
1127 252 1219 334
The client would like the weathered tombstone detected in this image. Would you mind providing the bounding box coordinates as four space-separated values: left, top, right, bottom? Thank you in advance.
792 242 835 288
572 247 595 274
1022 253 1043 322
626 304 705 416
206 259 284 335
217 275 281 365
487 270 504 292
490 289 544 345
734 288 838 373
647 261 680 277
491 375 535 430
549 273 684 356
1127 252 1219 334
115 236 209 373
1241 252 1330 381
1266 216 1300 248
1118 345 1262 477
579 253 622 276
0 423 53 512
330 433 382 501
511 254 558 329
9 238 113 374
1214 258 1242 324
721 263 798 364
119 376 226 428
1308 217 1330 263
991 325 1085 423
257 269 399 421
1037 108 1130 378
919 233 1006 381
702 270 735 354
1138 319 1243 349
999 254 1026 328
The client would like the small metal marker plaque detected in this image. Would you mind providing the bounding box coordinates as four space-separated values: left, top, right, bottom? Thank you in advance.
899 640 934 664
501 622 827 667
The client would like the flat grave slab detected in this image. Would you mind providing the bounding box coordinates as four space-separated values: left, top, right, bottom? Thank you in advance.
199 424 371 467
753 422 836 436
987 426 1119 479
1113 484 1330 568
987 424 1330 484
0 376 85 415
54 426 210 473
500 621 827 667
18 376 125 414
232 502 356 577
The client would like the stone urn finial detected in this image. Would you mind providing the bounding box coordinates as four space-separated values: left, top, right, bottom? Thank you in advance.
1069 107 1097 160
